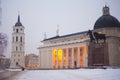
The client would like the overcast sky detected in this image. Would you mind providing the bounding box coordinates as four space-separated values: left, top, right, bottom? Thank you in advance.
1 0 120 57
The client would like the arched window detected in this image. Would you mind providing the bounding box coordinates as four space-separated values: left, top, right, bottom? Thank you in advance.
16 29 19 33
16 46 18 51
16 36 18 42
20 37 22 42
13 37 14 42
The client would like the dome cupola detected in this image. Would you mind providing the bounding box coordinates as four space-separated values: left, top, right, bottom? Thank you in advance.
103 5 110 15
94 6 120 29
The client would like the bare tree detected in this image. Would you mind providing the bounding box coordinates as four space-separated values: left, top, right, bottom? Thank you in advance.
0 33 7 58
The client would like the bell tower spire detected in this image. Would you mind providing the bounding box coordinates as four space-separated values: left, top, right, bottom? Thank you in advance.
15 13 23 26
18 14 20 22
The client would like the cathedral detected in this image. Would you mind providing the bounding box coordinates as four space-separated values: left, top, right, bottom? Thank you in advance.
38 6 120 69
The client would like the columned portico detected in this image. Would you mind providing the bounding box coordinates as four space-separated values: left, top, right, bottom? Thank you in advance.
38 30 89 69
39 44 88 69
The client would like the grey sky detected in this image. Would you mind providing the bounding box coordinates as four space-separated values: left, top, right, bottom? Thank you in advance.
1 0 120 57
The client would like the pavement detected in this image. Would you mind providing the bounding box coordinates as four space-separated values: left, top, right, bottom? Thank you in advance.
0 70 20 80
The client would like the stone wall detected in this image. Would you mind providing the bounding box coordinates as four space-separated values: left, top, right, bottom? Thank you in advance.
88 43 109 66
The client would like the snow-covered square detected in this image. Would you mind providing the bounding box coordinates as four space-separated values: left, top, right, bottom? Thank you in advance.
5 69 120 80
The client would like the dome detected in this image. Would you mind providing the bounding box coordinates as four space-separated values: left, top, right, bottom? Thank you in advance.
94 15 120 29
94 6 120 29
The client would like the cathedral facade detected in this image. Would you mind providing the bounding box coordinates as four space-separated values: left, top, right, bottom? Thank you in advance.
38 32 89 69
38 6 120 69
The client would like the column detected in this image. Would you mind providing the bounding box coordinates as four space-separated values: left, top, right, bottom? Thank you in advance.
49 50 53 68
61 49 63 69
56 49 58 69
38 50 41 68
77 47 80 68
71 48 74 68
66 48 68 68
85 46 88 67
85 55 88 67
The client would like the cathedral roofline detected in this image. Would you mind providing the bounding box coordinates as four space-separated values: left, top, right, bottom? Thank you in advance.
42 30 88 42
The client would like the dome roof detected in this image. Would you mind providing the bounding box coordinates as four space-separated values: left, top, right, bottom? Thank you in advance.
94 6 120 29
15 15 23 27
94 15 120 29
15 22 22 26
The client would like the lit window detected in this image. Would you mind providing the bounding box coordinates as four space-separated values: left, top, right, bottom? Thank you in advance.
98 32 102 34
53 49 63 67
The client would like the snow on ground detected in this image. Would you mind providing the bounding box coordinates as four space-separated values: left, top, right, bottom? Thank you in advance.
7 69 120 80
7 69 22 71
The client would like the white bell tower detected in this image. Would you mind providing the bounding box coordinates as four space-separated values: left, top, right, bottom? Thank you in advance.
10 15 25 68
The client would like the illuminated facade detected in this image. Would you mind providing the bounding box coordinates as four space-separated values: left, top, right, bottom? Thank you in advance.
38 32 89 69
38 6 120 69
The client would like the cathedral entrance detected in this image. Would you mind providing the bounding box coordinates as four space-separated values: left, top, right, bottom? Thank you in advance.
52 49 63 69
79 46 87 67
52 46 88 69
73 47 78 68
63 49 67 68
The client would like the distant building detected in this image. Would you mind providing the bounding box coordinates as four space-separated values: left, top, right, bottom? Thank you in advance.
0 57 10 69
38 6 120 69
25 54 39 69
10 15 25 69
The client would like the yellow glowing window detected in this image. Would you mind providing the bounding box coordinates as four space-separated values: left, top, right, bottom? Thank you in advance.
58 49 62 60
53 49 63 67
98 32 102 34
